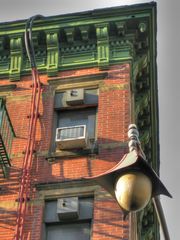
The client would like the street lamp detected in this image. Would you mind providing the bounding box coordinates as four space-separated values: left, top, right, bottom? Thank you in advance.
115 171 152 214
85 124 172 239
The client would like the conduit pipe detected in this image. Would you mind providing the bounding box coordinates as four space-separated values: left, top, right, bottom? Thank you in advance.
14 15 43 240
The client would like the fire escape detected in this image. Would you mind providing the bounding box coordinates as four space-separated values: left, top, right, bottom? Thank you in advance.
0 98 15 177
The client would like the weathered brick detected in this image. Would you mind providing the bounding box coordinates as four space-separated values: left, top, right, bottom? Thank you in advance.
0 64 131 239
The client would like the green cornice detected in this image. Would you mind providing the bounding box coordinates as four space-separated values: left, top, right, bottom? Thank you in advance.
0 2 156 80
0 2 156 31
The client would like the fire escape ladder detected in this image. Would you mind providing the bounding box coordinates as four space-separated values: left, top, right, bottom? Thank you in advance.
0 135 10 176
0 98 15 177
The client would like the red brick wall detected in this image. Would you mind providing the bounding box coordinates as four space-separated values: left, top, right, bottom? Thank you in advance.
0 63 131 239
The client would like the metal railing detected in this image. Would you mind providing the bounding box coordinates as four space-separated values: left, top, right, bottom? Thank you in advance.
0 98 15 177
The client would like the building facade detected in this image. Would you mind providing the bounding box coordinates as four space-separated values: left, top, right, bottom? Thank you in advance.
0 3 159 240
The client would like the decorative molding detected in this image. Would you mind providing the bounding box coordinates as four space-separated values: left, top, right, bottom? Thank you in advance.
0 3 156 79
64 27 74 43
95 23 109 69
132 11 159 238
0 36 10 76
79 26 89 41
9 36 23 81
134 62 155 239
115 22 126 37
137 202 159 240
46 30 59 76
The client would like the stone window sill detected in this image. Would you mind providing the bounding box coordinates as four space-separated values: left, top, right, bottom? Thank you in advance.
46 148 98 163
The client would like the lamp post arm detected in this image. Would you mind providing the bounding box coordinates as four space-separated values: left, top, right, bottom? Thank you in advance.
152 196 170 240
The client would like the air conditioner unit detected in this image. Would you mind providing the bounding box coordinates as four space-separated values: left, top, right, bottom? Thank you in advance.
55 125 87 149
66 89 84 106
57 197 79 220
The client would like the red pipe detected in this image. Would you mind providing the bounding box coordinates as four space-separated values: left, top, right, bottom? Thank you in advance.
15 71 37 238
14 68 41 240
20 69 41 238
20 69 40 239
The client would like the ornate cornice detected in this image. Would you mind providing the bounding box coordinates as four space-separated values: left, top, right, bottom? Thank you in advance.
130 3 159 239
0 2 156 80
137 201 159 239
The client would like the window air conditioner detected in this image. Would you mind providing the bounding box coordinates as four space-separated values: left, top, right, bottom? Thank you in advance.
66 89 84 106
55 125 87 149
57 197 79 220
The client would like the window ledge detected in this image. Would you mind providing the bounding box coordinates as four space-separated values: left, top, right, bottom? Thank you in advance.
46 148 98 163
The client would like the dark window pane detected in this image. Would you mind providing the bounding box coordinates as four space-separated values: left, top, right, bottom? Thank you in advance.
58 126 85 140
58 109 88 128
46 223 90 240
54 92 66 108
85 89 98 104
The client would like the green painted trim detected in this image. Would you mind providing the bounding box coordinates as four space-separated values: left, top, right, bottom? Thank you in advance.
46 30 59 76
0 3 156 80
130 4 159 240
96 23 109 69
0 3 156 33
9 36 23 81
149 3 159 173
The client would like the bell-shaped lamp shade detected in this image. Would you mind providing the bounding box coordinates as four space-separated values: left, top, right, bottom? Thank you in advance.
84 150 172 216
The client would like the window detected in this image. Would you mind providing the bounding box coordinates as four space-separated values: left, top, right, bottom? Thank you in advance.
57 108 96 140
44 197 93 240
46 223 91 240
52 88 98 153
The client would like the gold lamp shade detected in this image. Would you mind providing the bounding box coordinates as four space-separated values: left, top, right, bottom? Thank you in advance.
85 150 172 215
115 171 152 213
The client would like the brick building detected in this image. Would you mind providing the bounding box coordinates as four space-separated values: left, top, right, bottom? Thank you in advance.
0 3 160 240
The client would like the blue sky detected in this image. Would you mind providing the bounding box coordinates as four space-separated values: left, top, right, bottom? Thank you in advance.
0 0 179 239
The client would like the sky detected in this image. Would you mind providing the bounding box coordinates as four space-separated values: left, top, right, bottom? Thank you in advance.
0 0 179 239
